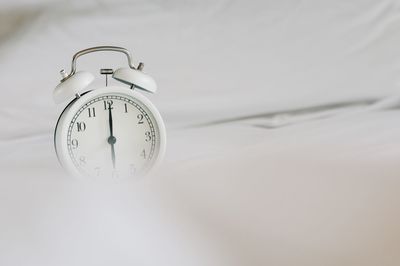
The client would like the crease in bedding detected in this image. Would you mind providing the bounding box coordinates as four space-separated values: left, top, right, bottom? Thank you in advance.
190 92 400 129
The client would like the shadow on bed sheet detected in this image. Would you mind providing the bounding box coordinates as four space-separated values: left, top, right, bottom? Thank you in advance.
190 98 378 129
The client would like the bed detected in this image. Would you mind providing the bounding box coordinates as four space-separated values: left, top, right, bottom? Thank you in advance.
1 0 400 265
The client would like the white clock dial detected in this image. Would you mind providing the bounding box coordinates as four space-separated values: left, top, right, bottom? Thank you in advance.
55 87 166 179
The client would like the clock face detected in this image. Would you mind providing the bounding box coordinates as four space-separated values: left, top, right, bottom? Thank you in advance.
55 87 165 179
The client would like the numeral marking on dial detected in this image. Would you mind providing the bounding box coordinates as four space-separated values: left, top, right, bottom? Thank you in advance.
104 100 113 110
79 156 86 165
137 114 144 124
71 139 79 149
94 166 100 176
88 107 96 118
130 164 136 176
77 122 86 132
112 170 119 179
140 149 146 159
145 131 151 142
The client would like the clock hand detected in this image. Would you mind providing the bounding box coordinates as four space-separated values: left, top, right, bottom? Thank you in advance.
108 103 114 137
110 142 116 169
107 104 116 169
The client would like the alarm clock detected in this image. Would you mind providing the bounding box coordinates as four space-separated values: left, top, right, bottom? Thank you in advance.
53 46 166 179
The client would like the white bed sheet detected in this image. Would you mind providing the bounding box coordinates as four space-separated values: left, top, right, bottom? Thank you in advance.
2 108 400 266
1 0 400 265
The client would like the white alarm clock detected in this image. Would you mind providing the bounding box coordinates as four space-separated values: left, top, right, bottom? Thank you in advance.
54 46 166 179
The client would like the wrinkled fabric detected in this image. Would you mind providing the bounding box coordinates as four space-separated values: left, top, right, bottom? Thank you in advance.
1 1 400 265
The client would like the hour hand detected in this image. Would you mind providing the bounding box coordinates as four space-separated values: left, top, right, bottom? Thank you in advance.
107 104 116 169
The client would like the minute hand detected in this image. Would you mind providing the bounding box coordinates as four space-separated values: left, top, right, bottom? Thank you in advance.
109 106 114 136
